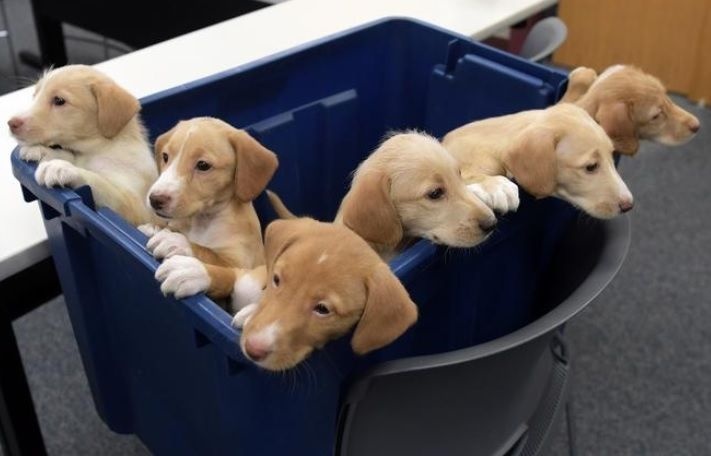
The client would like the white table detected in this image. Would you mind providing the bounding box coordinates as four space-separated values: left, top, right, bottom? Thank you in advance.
0 0 555 281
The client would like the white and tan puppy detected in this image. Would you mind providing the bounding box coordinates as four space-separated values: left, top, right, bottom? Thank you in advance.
140 117 277 311
233 218 417 371
443 103 633 219
8 65 157 225
560 65 700 154
268 132 497 261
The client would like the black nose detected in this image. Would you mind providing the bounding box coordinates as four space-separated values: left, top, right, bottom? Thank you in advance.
479 218 497 233
689 123 700 133
149 193 170 211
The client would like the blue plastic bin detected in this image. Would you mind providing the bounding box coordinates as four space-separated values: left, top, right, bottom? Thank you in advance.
11 18 574 455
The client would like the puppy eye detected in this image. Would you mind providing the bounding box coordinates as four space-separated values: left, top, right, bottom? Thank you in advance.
651 111 663 121
52 96 65 106
195 160 212 172
427 187 445 200
272 274 280 287
162 152 169 163
313 303 330 316
585 162 599 173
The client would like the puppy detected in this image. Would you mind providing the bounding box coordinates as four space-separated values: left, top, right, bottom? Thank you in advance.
141 117 278 309
8 65 157 225
442 103 634 219
560 65 700 154
232 218 418 371
268 132 497 261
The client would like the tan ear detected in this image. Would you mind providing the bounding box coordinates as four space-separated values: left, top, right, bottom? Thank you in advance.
91 81 140 138
264 218 311 271
227 129 279 202
153 125 177 169
340 170 403 249
503 128 558 198
595 101 639 155
351 263 417 354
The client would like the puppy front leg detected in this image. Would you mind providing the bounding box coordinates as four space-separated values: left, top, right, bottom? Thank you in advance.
20 144 75 163
559 67 598 104
35 160 147 224
155 257 266 305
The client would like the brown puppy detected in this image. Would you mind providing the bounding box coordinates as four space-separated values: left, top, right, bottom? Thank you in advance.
232 218 418 371
560 65 700 154
443 103 633 219
8 65 156 225
139 118 278 309
268 132 497 261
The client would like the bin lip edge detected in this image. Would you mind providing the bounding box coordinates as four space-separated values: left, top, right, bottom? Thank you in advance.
356 215 632 379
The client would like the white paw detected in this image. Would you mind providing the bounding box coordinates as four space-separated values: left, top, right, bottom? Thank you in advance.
231 271 266 312
231 303 258 328
19 144 50 162
468 176 519 214
146 229 193 260
35 159 84 188
155 255 210 298
138 223 163 237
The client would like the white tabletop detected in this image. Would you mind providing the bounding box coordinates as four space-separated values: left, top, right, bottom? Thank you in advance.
0 0 555 281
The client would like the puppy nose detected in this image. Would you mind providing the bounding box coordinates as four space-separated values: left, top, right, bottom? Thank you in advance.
479 217 497 233
7 117 23 132
619 199 634 213
149 193 170 211
689 121 700 133
244 336 271 362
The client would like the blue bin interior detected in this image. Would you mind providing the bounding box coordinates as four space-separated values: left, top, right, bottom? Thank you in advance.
10 18 577 455
138 17 571 357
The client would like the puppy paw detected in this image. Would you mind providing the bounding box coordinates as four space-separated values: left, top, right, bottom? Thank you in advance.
155 255 210 298
146 229 193 259
231 303 258 329
231 266 266 312
137 223 163 237
19 144 51 162
468 176 519 214
35 159 85 188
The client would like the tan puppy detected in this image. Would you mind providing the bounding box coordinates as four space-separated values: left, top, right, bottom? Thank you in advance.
560 65 700 154
140 117 278 310
8 65 157 225
232 218 418 371
268 132 497 261
443 103 634 219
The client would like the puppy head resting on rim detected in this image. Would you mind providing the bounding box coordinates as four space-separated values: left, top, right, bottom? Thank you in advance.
504 103 633 219
239 218 417 371
337 132 497 254
8 65 143 149
147 117 278 219
579 65 700 155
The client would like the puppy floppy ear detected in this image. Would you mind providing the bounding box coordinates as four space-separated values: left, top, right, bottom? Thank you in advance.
351 263 418 354
503 128 558 198
264 218 312 271
227 129 279 202
153 125 177 169
91 81 140 138
595 101 639 155
340 170 403 249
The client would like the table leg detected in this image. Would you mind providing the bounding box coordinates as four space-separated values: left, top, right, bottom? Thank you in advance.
0 311 47 456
